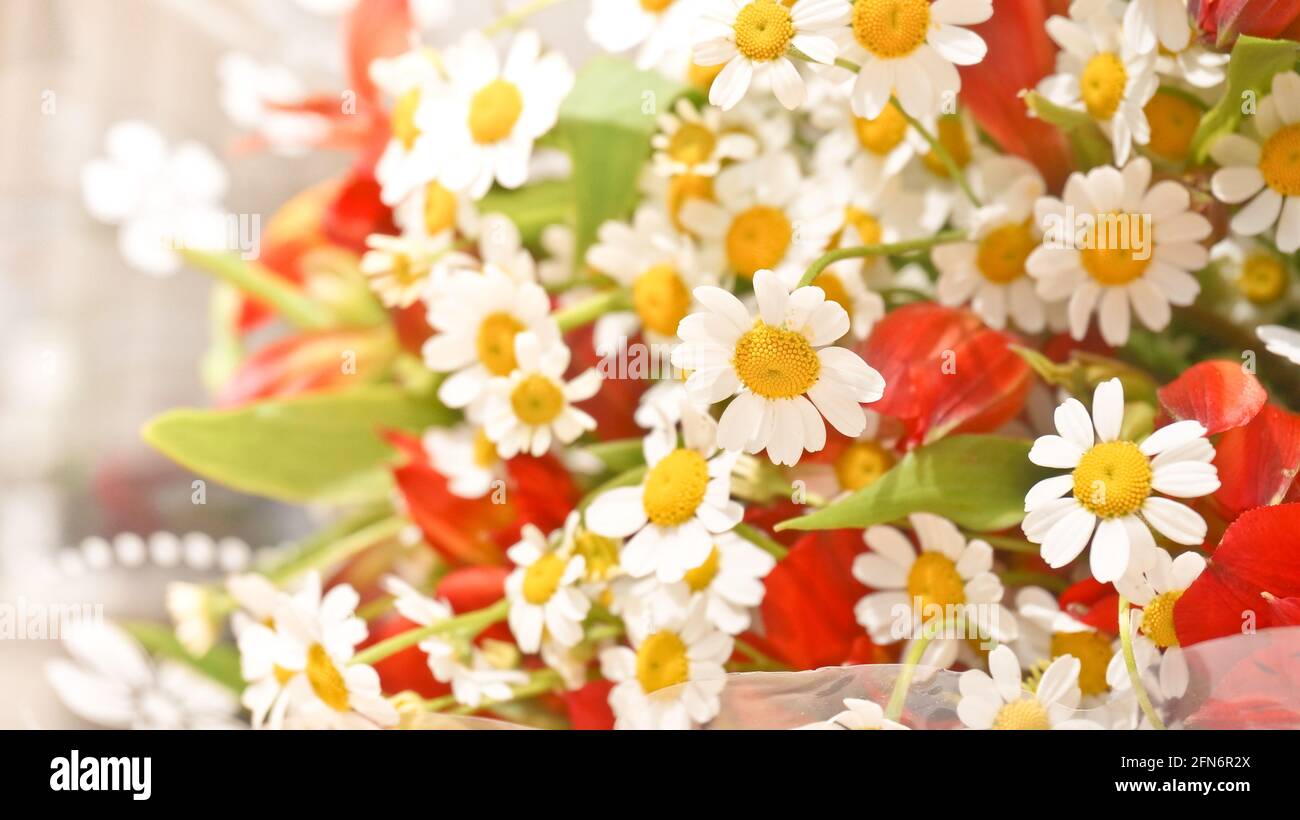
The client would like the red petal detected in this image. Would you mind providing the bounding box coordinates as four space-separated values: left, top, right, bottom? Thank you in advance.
344 0 414 108
360 613 447 698
757 529 868 669
324 171 397 254
1175 503 1300 645
1193 0 1300 43
561 680 616 730
215 328 394 407
1060 577 1121 635
1158 360 1267 435
565 324 647 442
1213 405 1300 518
437 566 509 613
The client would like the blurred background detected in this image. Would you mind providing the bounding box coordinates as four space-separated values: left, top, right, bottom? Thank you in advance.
0 0 593 728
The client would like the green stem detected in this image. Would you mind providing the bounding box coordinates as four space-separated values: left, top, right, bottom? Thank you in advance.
180 249 336 330
266 515 406 585
553 289 631 332
893 98 980 207
351 599 509 667
733 638 789 671
884 619 941 722
484 0 571 36
1118 595 1166 730
797 230 968 289
734 523 789 561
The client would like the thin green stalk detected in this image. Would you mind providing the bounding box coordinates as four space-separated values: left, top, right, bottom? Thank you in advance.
351 599 509 667
266 515 406 585
894 98 980 207
884 618 943 721
797 230 968 289
1118 596 1166 730
733 637 789 671
484 0 571 35
554 289 631 332
734 522 789 561
180 249 336 330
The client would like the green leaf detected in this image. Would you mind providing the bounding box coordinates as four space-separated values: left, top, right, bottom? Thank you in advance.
1189 36 1300 163
143 386 453 503
557 57 686 261
123 621 243 693
581 437 645 474
479 180 574 249
776 435 1053 534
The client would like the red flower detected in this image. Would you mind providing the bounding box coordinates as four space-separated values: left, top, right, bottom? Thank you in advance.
1212 405 1300 518
1175 504 1300 645
856 304 1031 447
1157 360 1268 435
1192 0 1300 45
1059 577 1122 635
215 328 396 407
560 680 616 730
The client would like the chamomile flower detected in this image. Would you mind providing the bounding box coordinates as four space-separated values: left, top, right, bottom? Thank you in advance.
423 424 504 499
587 408 743 582
831 0 993 120
680 151 838 282
624 529 776 635
371 48 445 206
505 524 592 653
692 0 849 110
587 0 703 71
417 30 574 199
360 232 454 308
422 267 559 413
672 269 886 466
957 645 1101 730
1012 586 1117 698
933 160 1051 332
1259 324 1300 366
808 89 918 184
797 697 908 730
481 332 600 458
1039 3 1157 163
853 513 1016 670
1108 549 1206 701
1153 39 1228 89
652 98 759 178
1027 158 1211 346
218 52 325 156
587 205 715 352
1123 0 1192 55
1209 71 1300 252
1211 237 1293 324
1022 378 1220 584
600 600 732 729
393 178 480 241
1102 618 1182 728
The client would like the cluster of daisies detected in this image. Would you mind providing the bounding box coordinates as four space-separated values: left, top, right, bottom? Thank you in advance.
60 0 1300 731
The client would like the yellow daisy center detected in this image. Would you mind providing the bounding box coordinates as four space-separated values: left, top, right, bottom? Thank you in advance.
732 321 821 399
522 552 568 605
667 122 718 167
641 0 674 11
813 272 853 318
852 0 931 59
633 264 693 336
468 79 524 145
833 206 884 249
391 88 422 150
306 643 350 712
733 0 795 62
976 221 1036 284
1080 52 1128 120
1143 90 1200 161
906 552 966 612
385 253 421 287
476 312 525 376
472 427 498 469
683 547 722 592
1050 630 1114 696
922 116 973 177
636 631 690 694
1236 253 1289 304
667 173 716 233
1079 213 1151 286
726 205 793 277
642 448 710 527
422 181 458 235
574 529 621 582
834 440 896 492
1072 440 1153 518
1140 589 1183 649
510 374 566 426
687 60 726 92
853 102 909 155
992 698 1051 730
273 664 296 686
1260 124 1300 196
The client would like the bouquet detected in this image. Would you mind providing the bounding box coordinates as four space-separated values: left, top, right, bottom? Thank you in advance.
59 0 1300 731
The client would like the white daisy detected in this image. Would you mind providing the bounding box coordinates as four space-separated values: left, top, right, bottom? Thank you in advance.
587 0 703 71
808 86 918 185
393 178 480 241
652 97 759 178
505 524 592 653
422 266 559 413
680 151 838 283
600 600 733 729
831 0 993 120
1211 236 1293 323
1153 39 1229 89
1022 378 1220 584
1039 2 1158 163
218 52 326 156
1209 71 1300 253
481 332 601 458
437 212 541 285
360 232 455 309
371 48 446 206
1027 157 1210 346
957 644 1102 729
423 424 504 499
1123 0 1192 55
933 159 1051 332
671 268 886 466
586 406 743 582
47 621 243 730
1259 324 1300 365
853 513 1016 670
797 697 909 730
1012 586 1117 699
417 30 574 199
692 0 849 110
